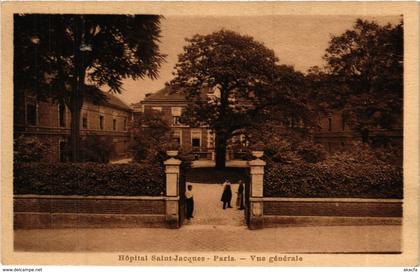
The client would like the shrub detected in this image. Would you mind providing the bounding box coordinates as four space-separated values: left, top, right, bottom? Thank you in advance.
264 160 402 199
261 139 301 164
374 145 402 167
296 141 327 163
257 138 327 164
329 141 402 167
14 136 49 163
328 141 380 164
130 111 172 163
79 134 115 163
14 163 165 196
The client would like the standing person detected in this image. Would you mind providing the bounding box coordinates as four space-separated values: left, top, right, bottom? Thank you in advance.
221 183 233 209
222 179 231 189
236 180 245 210
185 185 194 220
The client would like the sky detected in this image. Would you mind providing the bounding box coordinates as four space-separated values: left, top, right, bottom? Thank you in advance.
114 15 400 105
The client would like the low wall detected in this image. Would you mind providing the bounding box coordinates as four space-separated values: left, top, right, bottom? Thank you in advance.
261 197 402 227
14 195 171 229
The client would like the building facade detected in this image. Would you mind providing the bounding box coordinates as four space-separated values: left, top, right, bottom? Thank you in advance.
133 87 219 160
14 91 132 162
134 86 403 160
314 112 403 153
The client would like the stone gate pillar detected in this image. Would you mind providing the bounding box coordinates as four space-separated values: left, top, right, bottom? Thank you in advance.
248 151 266 229
164 150 181 228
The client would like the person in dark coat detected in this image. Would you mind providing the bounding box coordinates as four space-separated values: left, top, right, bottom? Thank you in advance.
221 183 233 209
236 180 245 210
185 185 194 220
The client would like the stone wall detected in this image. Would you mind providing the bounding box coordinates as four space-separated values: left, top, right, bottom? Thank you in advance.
14 195 167 229
262 198 402 227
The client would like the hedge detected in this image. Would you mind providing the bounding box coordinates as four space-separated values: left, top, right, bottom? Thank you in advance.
264 161 402 198
14 163 165 196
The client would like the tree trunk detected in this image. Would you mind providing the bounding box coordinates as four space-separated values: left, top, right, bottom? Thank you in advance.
69 15 86 162
69 101 82 162
361 128 370 144
215 85 230 169
215 131 227 169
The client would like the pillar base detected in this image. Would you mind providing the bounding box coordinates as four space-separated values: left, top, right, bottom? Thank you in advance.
249 215 264 230
165 199 179 229
248 200 264 229
165 215 179 229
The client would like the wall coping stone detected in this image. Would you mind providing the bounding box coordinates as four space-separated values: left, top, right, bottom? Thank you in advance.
263 215 402 226
257 197 402 203
14 194 178 201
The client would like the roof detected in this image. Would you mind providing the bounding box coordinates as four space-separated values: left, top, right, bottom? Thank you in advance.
102 92 132 111
143 86 187 102
141 85 214 105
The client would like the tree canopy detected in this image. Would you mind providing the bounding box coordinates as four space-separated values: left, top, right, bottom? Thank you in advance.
14 14 165 161
308 19 403 142
170 30 310 168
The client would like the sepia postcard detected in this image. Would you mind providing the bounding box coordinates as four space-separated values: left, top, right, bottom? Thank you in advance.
1 1 419 268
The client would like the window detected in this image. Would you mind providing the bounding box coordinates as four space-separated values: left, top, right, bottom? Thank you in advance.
173 116 181 125
26 102 37 126
192 138 200 148
207 130 214 148
100 115 104 130
123 118 127 131
59 103 66 127
328 117 332 132
191 129 201 149
239 134 247 147
173 129 182 146
171 107 182 125
82 112 88 129
342 117 346 131
152 106 162 112
113 119 117 131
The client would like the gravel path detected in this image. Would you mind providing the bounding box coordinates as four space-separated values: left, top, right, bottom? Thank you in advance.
184 183 245 226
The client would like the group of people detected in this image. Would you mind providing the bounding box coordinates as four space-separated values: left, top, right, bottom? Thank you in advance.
184 179 245 220
221 180 245 210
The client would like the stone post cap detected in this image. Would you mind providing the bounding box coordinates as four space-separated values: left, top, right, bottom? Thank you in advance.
251 150 264 159
166 150 179 157
248 159 266 166
164 158 182 166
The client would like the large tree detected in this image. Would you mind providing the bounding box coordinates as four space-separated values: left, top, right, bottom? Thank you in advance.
14 14 165 161
170 30 310 168
310 19 403 143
